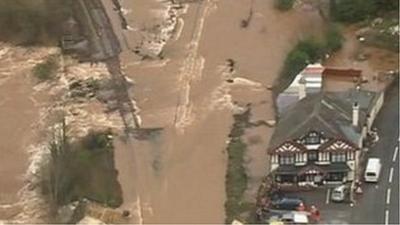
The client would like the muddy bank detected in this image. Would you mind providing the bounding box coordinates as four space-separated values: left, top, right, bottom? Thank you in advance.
324 25 399 92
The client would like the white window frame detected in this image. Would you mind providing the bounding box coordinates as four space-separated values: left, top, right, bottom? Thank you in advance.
331 152 346 162
279 154 295 165
319 152 330 161
295 153 306 162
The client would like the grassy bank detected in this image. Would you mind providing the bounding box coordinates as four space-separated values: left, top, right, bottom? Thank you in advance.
225 110 251 223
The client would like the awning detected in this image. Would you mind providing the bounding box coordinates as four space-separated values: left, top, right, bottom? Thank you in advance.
273 163 351 176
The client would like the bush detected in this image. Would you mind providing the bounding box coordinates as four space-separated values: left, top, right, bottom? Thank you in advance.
325 24 344 52
32 55 59 81
81 130 112 151
274 0 295 11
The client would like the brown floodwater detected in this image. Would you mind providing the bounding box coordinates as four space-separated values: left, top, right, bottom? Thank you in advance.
104 0 325 223
0 58 47 204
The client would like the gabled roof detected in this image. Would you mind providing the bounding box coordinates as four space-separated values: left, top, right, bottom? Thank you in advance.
319 138 358 152
269 88 380 150
270 141 308 154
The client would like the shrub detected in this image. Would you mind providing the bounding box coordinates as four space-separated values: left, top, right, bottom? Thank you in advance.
274 0 295 11
81 130 112 151
325 24 344 52
32 55 59 81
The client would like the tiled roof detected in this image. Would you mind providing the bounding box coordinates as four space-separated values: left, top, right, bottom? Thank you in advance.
269 88 380 150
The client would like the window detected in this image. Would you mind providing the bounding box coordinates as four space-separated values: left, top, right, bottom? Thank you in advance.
279 155 295 165
319 152 330 161
308 151 318 162
295 153 306 162
327 172 345 181
305 132 320 144
347 152 355 160
331 153 346 162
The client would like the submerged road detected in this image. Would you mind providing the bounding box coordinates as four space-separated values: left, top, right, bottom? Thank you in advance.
350 81 399 224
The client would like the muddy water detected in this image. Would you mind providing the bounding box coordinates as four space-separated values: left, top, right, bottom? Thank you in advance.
105 0 325 223
0 43 54 210
0 69 44 204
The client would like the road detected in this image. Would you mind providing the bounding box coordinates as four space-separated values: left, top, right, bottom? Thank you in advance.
350 80 399 224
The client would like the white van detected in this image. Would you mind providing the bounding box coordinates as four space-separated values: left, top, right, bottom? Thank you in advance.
364 158 382 182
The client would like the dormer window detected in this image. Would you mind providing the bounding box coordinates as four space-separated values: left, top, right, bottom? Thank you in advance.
305 131 320 144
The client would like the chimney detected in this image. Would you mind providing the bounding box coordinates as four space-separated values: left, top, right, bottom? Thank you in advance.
352 102 359 127
298 77 306 100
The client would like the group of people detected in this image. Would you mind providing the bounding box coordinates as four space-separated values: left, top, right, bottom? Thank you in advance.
297 203 321 223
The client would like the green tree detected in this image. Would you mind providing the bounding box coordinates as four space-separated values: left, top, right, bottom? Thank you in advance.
325 24 344 52
330 0 378 23
297 39 324 62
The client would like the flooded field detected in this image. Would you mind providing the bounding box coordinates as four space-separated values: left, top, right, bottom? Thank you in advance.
105 0 326 223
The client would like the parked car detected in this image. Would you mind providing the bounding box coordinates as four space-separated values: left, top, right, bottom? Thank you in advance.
280 211 309 224
331 185 349 202
271 197 305 211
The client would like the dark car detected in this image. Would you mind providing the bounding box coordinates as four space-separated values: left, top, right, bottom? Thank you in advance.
271 197 304 211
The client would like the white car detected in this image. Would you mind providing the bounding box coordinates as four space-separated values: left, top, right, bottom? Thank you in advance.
331 185 349 202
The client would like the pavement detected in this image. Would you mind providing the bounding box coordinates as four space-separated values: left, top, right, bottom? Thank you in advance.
279 81 399 224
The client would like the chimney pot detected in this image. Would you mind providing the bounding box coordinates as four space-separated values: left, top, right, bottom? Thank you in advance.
298 77 306 100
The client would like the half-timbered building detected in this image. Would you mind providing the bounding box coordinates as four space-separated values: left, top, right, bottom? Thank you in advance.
269 88 384 186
